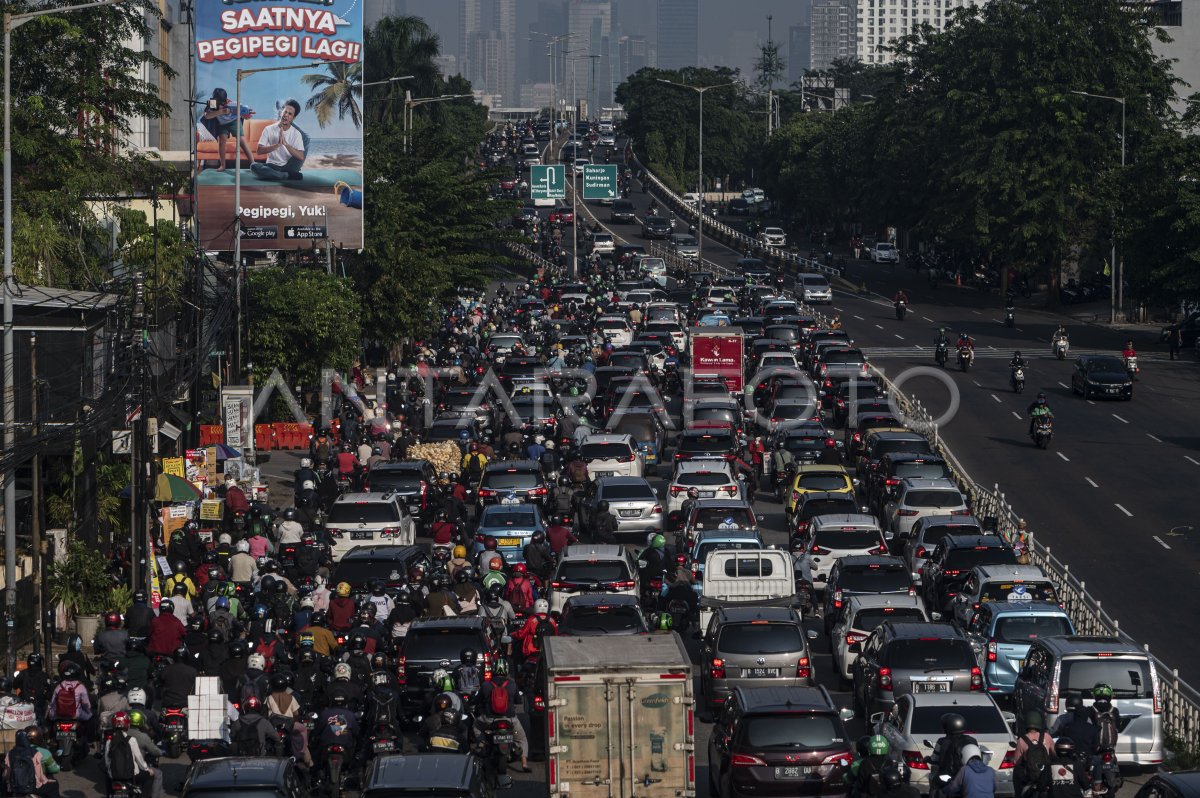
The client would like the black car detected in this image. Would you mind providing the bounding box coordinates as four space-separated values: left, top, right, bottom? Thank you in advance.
476 460 552 511
610 198 638 224
921 534 1017 616
821 555 913 635
788 491 861 540
1070 355 1133 400
365 461 441 523
399 618 498 706
329 545 430 596
641 215 673 239
182 757 305 798
727 197 752 215
362 754 490 798
737 258 772 281
557 594 649 636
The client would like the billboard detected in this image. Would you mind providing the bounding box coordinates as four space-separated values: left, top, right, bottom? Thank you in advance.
194 0 364 251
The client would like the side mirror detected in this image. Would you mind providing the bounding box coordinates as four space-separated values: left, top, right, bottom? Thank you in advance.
806 629 819 641
870 712 884 726
930 612 942 621
840 708 855 722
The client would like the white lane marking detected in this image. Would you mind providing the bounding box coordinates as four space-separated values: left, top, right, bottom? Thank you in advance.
1147 433 1162 443
973 380 982 387
1186 456 1200 466
1085 477 1098 488
922 316 934 322
987 345 996 350
1114 503 1133 517
1057 452 1069 462
853 315 865 321
894 334 905 341
875 324 884 330
1112 413 1129 424
972 310 982 315
1087 400 1095 406
990 394 1001 403
1058 382 1069 390
1016 328 1024 333
1153 535 1172 550
1011 411 1022 420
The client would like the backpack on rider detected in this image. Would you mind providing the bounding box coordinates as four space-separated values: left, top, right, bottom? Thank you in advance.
1018 731 1052 794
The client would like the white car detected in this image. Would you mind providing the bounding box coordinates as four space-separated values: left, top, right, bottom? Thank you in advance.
547 544 640 614
682 192 701 206
793 513 888 588
640 258 669 287
666 459 740 514
799 274 833 304
325 492 416 561
831 594 928 685
758 351 800 372
884 478 969 540
572 157 591 176
590 232 615 255
871 241 900 263
579 433 644 479
594 315 633 347
759 227 787 247
644 321 686 351
598 133 616 147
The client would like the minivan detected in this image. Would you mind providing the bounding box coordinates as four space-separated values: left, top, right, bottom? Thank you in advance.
960 600 1075 695
950 564 1060 628
700 606 817 712
1012 636 1162 766
852 621 982 716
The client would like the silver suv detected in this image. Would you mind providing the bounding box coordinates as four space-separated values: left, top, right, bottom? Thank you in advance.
546 544 639 614
700 605 817 713
326 492 415 561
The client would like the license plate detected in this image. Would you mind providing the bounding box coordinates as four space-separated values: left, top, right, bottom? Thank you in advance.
373 740 394 752
913 681 950 693
351 530 373 540
501 497 521 505
597 471 615 478
498 538 522 547
57 732 76 741
1107 388 1118 393
619 509 640 517
492 733 514 744
699 491 715 498
744 667 780 678
774 766 812 779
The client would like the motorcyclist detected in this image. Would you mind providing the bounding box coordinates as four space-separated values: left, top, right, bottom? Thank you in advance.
1053 325 1068 346
231 695 278 755
47 663 93 751
125 591 155 641
891 290 908 308
521 531 554 582
956 332 974 351
1050 695 1100 797
512 598 557 660
145 599 186 657
850 734 893 798
1027 393 1053 437
929 713 977 788
315 692 358 765
1009 351 1027 371
592 500 618 544
474 658 530 771
545 514 578 554
93 611 129 667
275 508 304 545
880 763 919 798
1013 710 1054 798
935 328 950 347
944 743 996 798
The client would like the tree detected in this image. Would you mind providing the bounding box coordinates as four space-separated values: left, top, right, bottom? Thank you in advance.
302 61 364 129
246 268 362 387
363 15 444 126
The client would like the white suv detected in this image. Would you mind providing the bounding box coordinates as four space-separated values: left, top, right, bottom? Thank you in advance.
884 478 969 540
325 492 415 561
666 460 739 514
870 241 899 263
547 544 640 613
799 274 833 304
759 227 787 247
579 433 644 480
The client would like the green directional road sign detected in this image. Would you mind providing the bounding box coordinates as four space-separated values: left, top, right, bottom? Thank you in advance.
582 164 619 200
530 164 566 200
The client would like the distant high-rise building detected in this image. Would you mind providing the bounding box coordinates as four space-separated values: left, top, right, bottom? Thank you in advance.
365 0 407 30
857 0 988 64
526 0 566 85
656 0 698 69
567 0 611 112
460 0 517 104
619 34 651 80
809 0 856 71
788 22 811 80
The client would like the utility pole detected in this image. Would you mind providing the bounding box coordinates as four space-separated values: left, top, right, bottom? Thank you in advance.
767 15 773 137
129 272 146 595
29 331 41 658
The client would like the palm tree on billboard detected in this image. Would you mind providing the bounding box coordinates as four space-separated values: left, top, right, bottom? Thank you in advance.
302 61 364 129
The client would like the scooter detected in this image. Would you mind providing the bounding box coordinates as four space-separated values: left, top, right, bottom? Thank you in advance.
53 718 82 770
1053 336 1069 360
1125 355 1139 381
1004 306 1016 328
1011 366 1025 393
1032 417 1053 450
894 300 907 321
161 706 188 759
935 342 949 368
958 347 974 372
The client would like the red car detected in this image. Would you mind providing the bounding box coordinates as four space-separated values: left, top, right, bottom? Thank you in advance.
548 205 575 226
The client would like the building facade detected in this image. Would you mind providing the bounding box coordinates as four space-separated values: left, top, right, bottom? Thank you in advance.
809 0 856 71
656 0 698 69
856 0 988 65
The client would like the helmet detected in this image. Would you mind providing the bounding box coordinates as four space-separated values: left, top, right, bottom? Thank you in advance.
1066 694 1084 712
282 508 297 521
229 639 249 658
941 713 966 735
300 457 313 469
1037 393 1047 405
868 734 890 756
159 598 174 613
243 695 262 713
597 500 609 512
484 537 498 551
534 598 549 614
173 560 187 575
651 534 665 550
370 579 386 595
336 582 351 598
104 611 122 629
334 663 352 680
129 710 145 729
22 726 42 747
455 566 476 583
207 629 224 644
512 563 527 576
215 596 230 611
112 711 131 730
1092 683 1114 701
489 556 503 572
531 531 545 544
656 612 674 631
881 764 904 790
453 545 467 559
1025 710 1044 731
493 658 509 677
247 654 267 672
433 694 453 713
128 687 147 705
236 540 250 553
960 744 982 763
269 672 289 692
432 572 452 591
60 663 82 681
1055 738 1077 758
25 653 42 669
1015 351 1022 358
460 648 478 666
330 693 348 707
349 633 367 652
485 583 504 601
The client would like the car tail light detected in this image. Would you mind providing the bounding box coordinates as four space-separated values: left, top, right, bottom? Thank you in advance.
1152 661 1162 714
652 505 662 514
328 528 343 539
731 753 767 767
796 657 811 679
710 658 726 679
886 478 901 487
986 639 998 662
329 744 345 754
622 453 635 462
879 667 893 691
846 632 867 646
534 695 546 712
396 655 407 685
529 487 548 496
479 488 497 498
833 589 843 609
670 486 686 495
904 750 929 770
898 509 919 516
1048 661 1062 714
822 752 853 768
915 546 927 558
796 521 810 534
610 580 636 590
551 581 566 589
56 722 77 732
419 480 428 509
723 486 738 496
650 578 663 592
970 666 983 691
811 544 829 555
853 432 862 442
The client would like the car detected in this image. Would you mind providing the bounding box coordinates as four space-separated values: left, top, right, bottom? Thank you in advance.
851 621 983 716
858 432 936 485
771 428 838 485
700 606 816 712
674 428 738 463
329 544 430 596
422 418 479 450
593 315 633 347
871 692 1017 796
793 513 888 588
546 543 640 614
1131 772 1200 798
325 493 416 560
867 453 953 516
363 460 441 525
598 132 616 147
578 433 643 480
399 618 498 705
590 232 615 255
686 529 766 584
870 242 899 263
473 503 546 566
679 499 759 552
361 753 490 798
960 600 1075 695
670 233 700 260
548 201 574 226
1011 636 1163 766
788 491 864 540
182 757 306 798
901 514 985 585
831 594 928 686
950 563 1061 628
610 198 637 223
726 197 752 215
921 534 1018 617
821 554 914 635
884 478 969 540
783 465 855 516
571 157 591 176
758 227 787 247
1070 355 1133 400
738 258 772 282
556 594 648 636
831 380 887 427
845 417 907 463
474 460 552 515
707 686 855 798
667 459 740 514
641 215 674 239
607 410 668 474
576 476 662 540
682 192 701 206
798 274 833 304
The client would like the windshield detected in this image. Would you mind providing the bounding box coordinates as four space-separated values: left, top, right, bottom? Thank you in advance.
904 490 965 509
581 442 634 460
479 509 538 528
693 507 755 530
597 319 630 331
894 463 951 481
600 483 656 501
1088 356 1126 372
910 706 1007 736
557 561 631 584
798 498 857 519
797 474 850 491
696 540 761 561
679 434 733 453
482 472 539 491
784 436 826 453
718 623 802 655
609 419 658 439
404 629 484 662
678 472 732 487
328 503 399 524
559 606 643 634
978 582 1059 605
823 351 866 365
886 639 976 670
737 714 842 750
852 607 926 633
838 566 911 593
920 525 981 545
1061 658 1153 698
368 474 421 492
813 528 883 549
994 614 1072 643
944 548 1017 570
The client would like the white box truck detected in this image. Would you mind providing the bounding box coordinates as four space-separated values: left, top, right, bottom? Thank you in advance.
698 548 800 633
542 635 696 798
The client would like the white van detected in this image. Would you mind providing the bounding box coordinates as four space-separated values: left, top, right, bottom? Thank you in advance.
699 549 797 632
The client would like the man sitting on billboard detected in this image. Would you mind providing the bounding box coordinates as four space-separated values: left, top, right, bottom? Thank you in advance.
250 99 307 181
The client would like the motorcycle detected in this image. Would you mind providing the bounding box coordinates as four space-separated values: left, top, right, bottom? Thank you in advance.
1011 366 1025 393
161 706 188 759
54 718 82 770
1004 306 1016 328
1125 355 1139 381
1053 336 1069 360
935 342 949 368
894 300 907 321
1097 749 1124 793
321 743 349 796
369 721 402 758
477 715 517 789
958 347 974 372
1032 417 1053 450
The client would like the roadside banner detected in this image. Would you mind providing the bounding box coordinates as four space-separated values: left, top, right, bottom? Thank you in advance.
193 0 364 250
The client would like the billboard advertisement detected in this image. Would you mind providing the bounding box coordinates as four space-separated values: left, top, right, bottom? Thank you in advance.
193 0 364 251
690 328 745 392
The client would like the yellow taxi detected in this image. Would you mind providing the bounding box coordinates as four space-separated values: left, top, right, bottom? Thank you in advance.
784 464 856 517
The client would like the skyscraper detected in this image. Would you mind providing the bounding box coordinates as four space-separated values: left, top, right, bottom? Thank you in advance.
365 0 407 30
788 22 811 81
525 0 566 85
460 0 517 104
809 0 855 71
857 0 988 65
656 0 698 69
567 0 611 112
619 34 651 79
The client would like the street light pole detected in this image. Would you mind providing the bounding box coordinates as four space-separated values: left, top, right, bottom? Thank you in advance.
1072 90 1126 323
4 0 118 673
658 79 736 265
403 94 472 154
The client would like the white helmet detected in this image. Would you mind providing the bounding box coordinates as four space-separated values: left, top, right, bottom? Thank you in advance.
959 744 983 763
432 667 450 685
302 479 316 491
127 687 147 705
248 654 266 670
334 663 351 680
534 434 545 444
218 533 232 545
534 598 549 614
300 457 312 469
544 439 555 450
236 540 250 553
